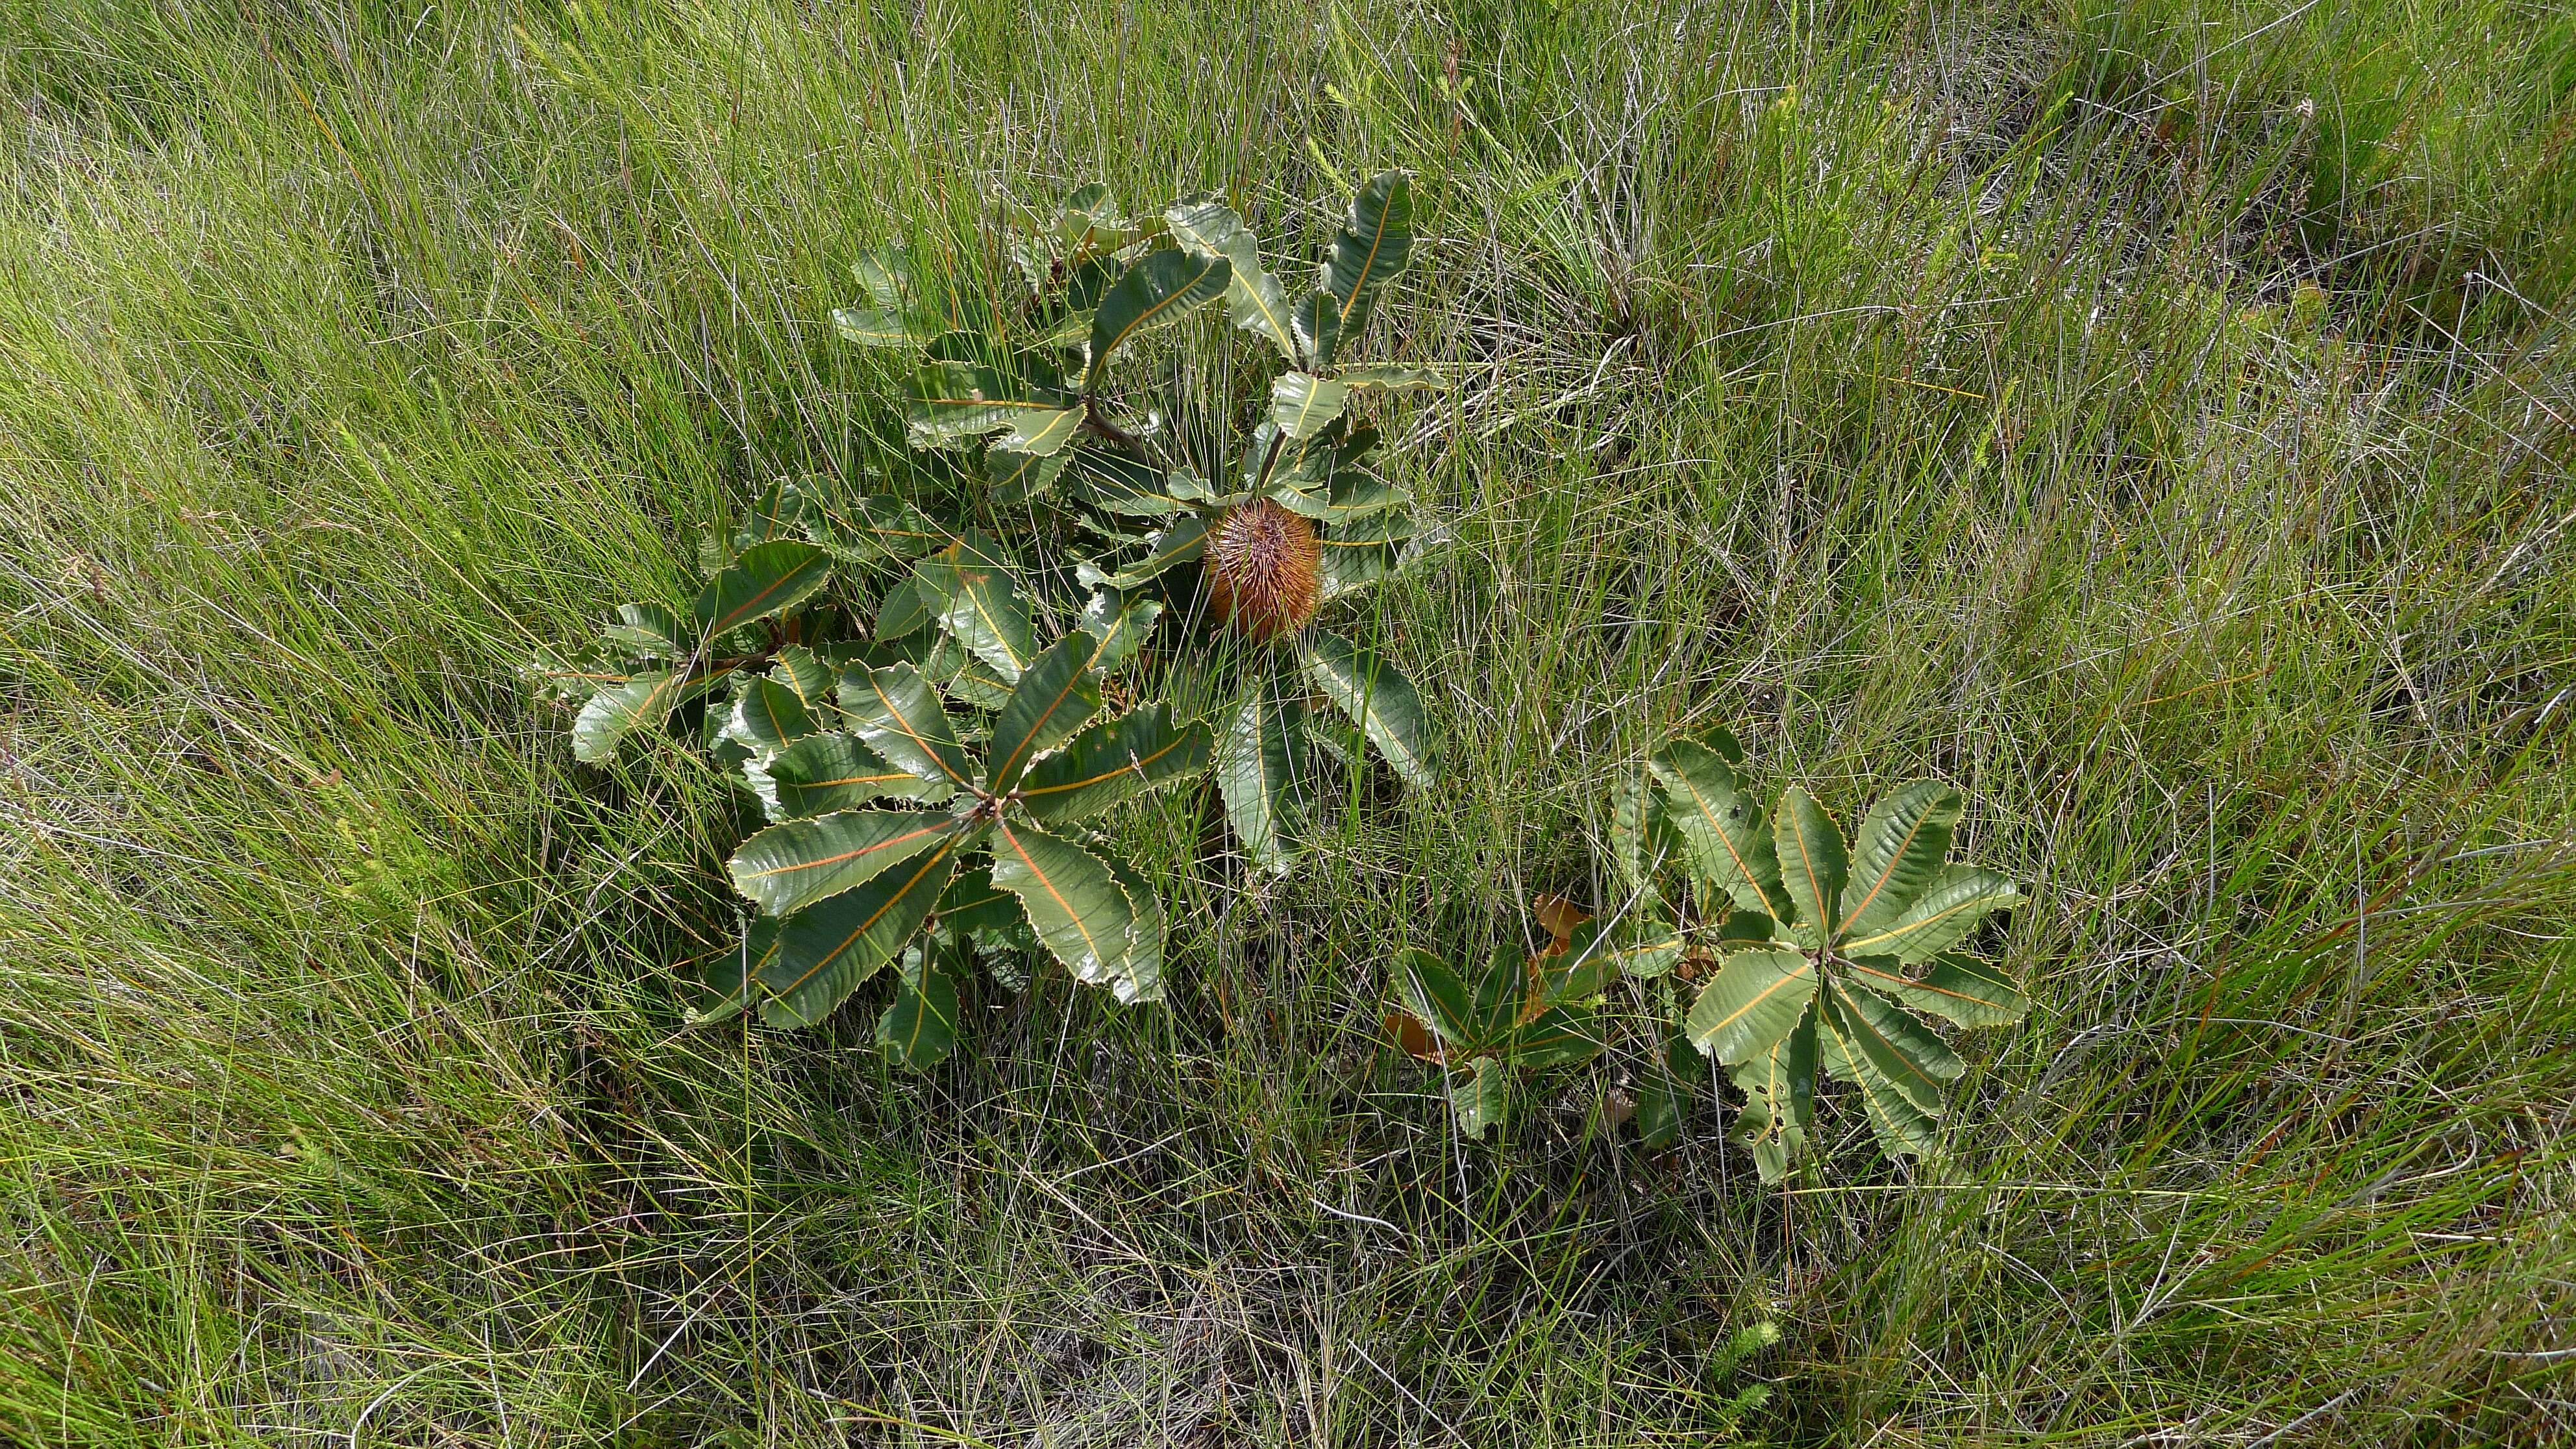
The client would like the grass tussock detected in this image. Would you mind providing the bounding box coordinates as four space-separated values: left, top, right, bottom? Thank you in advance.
1 0 2571 1443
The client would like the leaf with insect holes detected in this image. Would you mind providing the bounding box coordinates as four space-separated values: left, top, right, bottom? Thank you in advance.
876 943 962 1068
752 845 960 1027
1300 630 1435 789
727 809 970 919
1732 1004 1817 1182
694 540 833 641
1844 952 2028 1028
989 820 1139 993
1015 705 1211 824
1084 249 1230 391
1450 1055 1508 1140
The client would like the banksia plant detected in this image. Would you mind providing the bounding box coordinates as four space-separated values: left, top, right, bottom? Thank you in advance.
837 171 1450 874
1608 727 2029 1180
534 484 1209 1065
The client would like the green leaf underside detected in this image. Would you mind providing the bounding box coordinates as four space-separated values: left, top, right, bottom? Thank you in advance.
990 821 1137 989
695 540 833 640
1844 953 2029 1028
1335 365 1446 393
1016 706 1211 823
1687 947 1819 1064
1324 172 1414 361
877 946 961 1067
764 732 954 817
1774 786 1848 943
606 602 687 658
1085 249 1230 390
1839 864 2021 963
1450 1055 1507 1140
753 846 960 1026
1651 738 1781 916
839 662 976 790
1839 782 1963 939
1217 673 1311 874
987 445 1066 502
997 406 1084 456
1271 371 1351 441
911 542 1039 681
986 634 1103 791
728 810 964 918
571 671 684 763
1300 630 1436 789
1819 987 1942 1158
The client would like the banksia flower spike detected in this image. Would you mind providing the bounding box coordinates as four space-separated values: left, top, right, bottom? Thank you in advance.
1205 497 1321 642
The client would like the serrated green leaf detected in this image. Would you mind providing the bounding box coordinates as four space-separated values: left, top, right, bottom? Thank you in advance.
1824 978 1959 1110
1467 944 1525 1046
571 671 686 763
1838 782 1963 943
986 634 1102 791
1100 514 1208 591
935 865 1022 941
808 493 956 565
752 845 958 1027
1839 864 2021 963
1686 946 1819 1065
1633 1025 1708 1149
1097 852 1168 1005
1216 669 1310 874
1300 630 1435 789
1166 195 1300 364
1394 948 1477 1048
987 445 1067 503
877 942 962 1067
996 406 1085 456
1084 249 1230 391
1650 737 1783 917
769 645 836 708
989 820 1136 990
1507 1002 1605 1069
1322 171 1414 360
760 732 954 818
693 540 833 641
1450 1054 1508 1140
1061 449 1178 516
1015 705 1211 824
728 809 967 918
837 662 976 791
1610 771 1679 896
906 361 1073 449
1605 896 1686 978
604 602 688 658
1271 371 1352 442
1845 952 2029 1028
1818 985 1944 1158
910 538 1039 682
873 576 932 641
724 675 817 760
1291 290 1342 371
1773 786 1848 942
1076 589 1161 673
689 934 754 1026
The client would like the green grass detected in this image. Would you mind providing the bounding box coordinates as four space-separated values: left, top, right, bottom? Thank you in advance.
3 0 2571 1443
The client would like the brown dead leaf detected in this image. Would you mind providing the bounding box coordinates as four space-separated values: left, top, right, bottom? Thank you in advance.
1533 893 1592 954
1383 1008 1444 1064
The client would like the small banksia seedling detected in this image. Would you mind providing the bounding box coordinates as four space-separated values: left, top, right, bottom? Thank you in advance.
1205 498 1320 641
